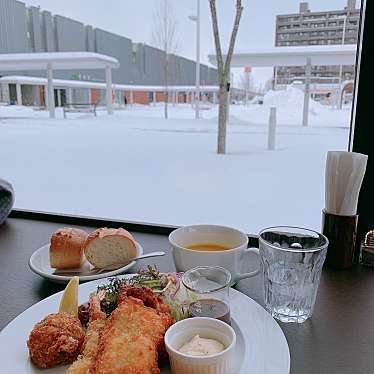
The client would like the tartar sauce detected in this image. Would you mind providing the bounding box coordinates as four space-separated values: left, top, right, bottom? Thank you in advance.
179 334 225 356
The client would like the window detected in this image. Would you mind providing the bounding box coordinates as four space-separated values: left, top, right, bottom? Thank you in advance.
0 0 366 233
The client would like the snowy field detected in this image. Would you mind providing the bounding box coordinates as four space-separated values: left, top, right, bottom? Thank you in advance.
0 89 351 234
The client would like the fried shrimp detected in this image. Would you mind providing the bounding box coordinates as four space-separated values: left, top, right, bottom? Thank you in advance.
27 312 84 369
67 295 107 374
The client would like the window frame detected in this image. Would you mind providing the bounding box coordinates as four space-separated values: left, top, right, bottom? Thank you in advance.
7 1 370 247
351 0 373 254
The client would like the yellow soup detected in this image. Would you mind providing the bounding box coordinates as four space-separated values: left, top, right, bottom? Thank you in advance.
185 243 232 252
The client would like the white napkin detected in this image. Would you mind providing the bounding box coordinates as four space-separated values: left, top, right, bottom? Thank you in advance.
325 151 368 216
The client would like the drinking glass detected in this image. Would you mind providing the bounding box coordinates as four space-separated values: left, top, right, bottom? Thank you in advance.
259 226 328 323
182 266 232 324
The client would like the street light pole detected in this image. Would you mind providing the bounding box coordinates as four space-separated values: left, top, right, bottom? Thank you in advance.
189 1 201 119
195 0 201 119
338 15 347 109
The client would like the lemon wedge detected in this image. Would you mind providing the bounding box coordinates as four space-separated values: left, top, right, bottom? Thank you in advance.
59 276 79 316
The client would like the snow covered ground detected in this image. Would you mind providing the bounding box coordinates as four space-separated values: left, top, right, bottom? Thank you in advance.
0 93 351 234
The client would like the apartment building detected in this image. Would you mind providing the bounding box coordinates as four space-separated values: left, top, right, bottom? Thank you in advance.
275 0 360 85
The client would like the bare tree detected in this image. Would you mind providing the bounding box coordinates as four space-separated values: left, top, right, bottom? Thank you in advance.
152 0 178 119
209 0 243 154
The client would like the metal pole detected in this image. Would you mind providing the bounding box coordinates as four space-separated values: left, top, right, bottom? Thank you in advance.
16 83 22 106
245 71 249 105
44 84 49 110
2 83 10 104
338 15 347 110
268 107 277 150
67 88 73 105
57 89 62 107
164 0 168 119
195 0 201 119
302 57 311 127
213 91 217 105
47 64 55 118
105 66 113 115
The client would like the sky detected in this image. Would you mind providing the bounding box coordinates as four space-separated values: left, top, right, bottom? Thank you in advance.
22 0 362 88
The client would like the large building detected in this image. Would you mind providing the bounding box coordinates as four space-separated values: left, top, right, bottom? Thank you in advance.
275 0 360 85
0 0 218 105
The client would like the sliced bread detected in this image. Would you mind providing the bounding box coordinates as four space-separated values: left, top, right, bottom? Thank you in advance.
84 228 137 269
50 227 88 269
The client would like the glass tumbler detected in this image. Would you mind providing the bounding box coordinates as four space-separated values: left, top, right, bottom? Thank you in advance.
182 266 232 324
259 227 328 323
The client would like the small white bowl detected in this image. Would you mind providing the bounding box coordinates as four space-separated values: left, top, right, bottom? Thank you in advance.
165 317 236 374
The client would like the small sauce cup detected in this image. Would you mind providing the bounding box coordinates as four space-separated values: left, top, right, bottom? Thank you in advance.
182 266 232 324
164 317 236 374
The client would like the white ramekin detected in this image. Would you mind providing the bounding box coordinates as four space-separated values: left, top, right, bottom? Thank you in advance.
164 317 236 374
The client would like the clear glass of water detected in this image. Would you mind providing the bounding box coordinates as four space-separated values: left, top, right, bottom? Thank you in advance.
259 226 328 323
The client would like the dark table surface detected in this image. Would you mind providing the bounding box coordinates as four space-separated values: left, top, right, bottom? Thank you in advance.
1 217 374 374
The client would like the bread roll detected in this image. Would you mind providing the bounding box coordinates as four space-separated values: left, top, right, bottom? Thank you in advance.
50 228 88 269
84 228 137 269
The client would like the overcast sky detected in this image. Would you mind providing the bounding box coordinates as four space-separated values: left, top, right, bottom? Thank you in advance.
23 0 362 87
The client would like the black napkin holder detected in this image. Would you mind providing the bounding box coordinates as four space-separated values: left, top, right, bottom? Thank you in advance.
322 209 358 269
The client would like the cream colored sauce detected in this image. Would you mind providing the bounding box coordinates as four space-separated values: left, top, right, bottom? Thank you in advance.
179 334 225 356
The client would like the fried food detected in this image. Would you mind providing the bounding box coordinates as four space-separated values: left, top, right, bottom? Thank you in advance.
67 285 173 374
117 286 173 364
27 312 84 369
118 286 172 316
92 296 172 374
67 295 107 374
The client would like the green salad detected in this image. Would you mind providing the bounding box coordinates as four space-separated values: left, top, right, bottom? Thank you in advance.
96 265 190 321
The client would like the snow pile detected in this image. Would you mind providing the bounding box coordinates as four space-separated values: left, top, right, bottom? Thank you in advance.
0 105 48 119
0 103 350 232
264 86 327 115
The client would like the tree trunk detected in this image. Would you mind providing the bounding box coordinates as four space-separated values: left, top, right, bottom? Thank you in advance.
217 82 228 154
209 0 243 154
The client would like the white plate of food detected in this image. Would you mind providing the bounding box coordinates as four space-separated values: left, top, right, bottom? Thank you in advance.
29 242 144 283
28 227 144 283
0 271 290 374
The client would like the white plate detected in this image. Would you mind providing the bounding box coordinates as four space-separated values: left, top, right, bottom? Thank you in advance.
28 242 144 283
0 276 290 374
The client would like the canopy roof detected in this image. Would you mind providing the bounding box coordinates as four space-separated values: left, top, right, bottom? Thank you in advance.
208 45 357 68
0 76 220 92
0 52 119 71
